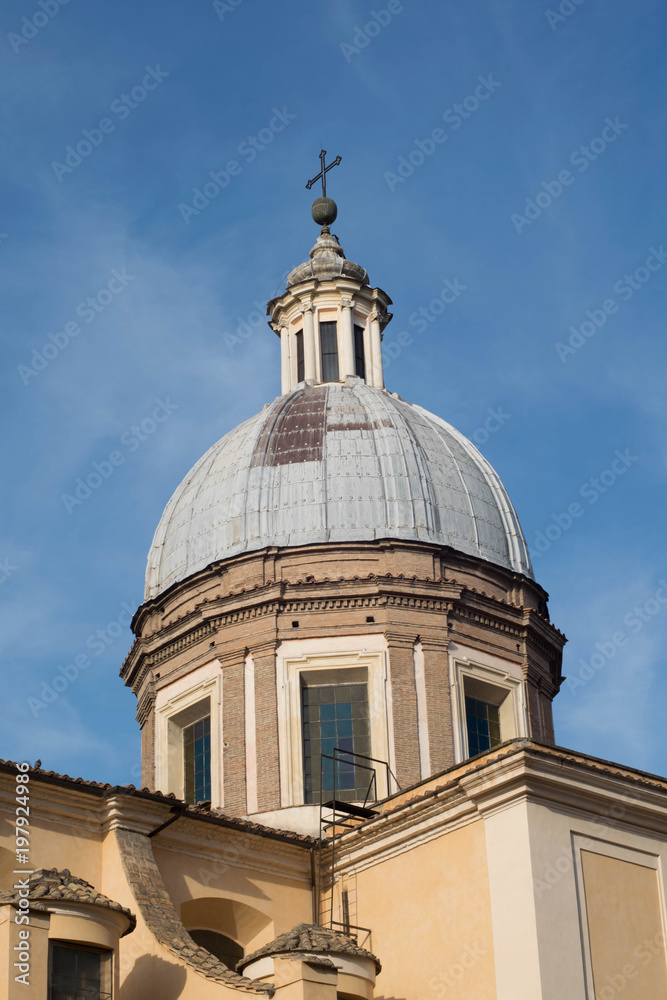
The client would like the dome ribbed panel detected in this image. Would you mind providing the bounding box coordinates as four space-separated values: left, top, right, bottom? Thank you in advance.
144 383 533 600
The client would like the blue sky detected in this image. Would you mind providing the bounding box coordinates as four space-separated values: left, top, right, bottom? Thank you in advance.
1 0 666 787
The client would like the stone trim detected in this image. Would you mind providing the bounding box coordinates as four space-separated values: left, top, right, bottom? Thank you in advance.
124 579 562 692
115 828 273 993
136 683 156 727
125 539 561 676
328 739 667 878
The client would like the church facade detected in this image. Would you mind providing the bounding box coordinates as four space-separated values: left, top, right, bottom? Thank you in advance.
2 190 667 1000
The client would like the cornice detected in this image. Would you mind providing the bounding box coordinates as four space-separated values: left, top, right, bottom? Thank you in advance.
133 538 548 625
136 683 156 726
0 778 107 842
521 608 567 651
324 778 479 877
123 569 564 693
327 742 667 877
459 749 667 840
123 575 462 687
0 764 314 850
451 601 523 639
152 820 311 883
123 599 284 687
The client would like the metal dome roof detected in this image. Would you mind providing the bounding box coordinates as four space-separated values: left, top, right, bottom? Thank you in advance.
145 380 533 601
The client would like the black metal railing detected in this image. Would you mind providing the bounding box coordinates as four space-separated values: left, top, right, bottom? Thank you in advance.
316 747 400 927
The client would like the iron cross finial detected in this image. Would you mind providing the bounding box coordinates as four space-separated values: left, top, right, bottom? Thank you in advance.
306 149 342 197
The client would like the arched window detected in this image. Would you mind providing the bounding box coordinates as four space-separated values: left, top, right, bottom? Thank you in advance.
190 929 244 970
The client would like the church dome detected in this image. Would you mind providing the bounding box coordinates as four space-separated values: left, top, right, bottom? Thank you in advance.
144 379 533 600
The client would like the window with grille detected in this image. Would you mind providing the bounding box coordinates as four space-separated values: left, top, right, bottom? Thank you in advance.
320 321 339 381
184 715 211 804
354 324 366 379
295 329 304 382
190 929 244 971
49 942 111 1000
302 679 370 803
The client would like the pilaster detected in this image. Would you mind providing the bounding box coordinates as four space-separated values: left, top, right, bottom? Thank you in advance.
339 296 356 379
369 311 384 389
421 635 455 774
252 641 282 811
385 634 421 788
219 649 247 816
280 325 291 391
300 302 317 381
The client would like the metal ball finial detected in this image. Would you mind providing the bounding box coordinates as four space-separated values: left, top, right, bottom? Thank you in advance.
306 151 341 227
311 197 338 227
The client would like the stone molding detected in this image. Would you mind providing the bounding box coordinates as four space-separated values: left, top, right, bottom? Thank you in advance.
123 544 563 695
326 740 667 879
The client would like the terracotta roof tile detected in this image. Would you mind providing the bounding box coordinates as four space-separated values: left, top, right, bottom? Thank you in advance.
0 869 136 934
0 760 314 846
238 923 381 974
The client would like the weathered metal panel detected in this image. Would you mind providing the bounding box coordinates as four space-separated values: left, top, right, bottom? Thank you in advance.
144 382 533 601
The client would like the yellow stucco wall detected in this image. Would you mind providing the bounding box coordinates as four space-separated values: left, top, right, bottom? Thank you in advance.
351 820 496 1000
582 851 667 1000
153 841 313 950
0 782 313 1000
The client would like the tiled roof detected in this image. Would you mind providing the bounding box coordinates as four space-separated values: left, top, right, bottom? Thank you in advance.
368 739 667 824
238 923 382 974
116 828 271 994
0 759 314 846
0 869 136 935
